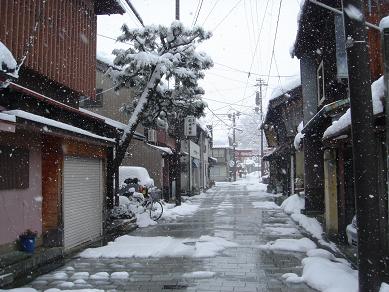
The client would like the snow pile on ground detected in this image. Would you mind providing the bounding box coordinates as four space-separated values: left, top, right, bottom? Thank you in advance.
282 248 358 292
44 289 104 292
381 283 389 292
259 238 316 252
162 201 200 220
252 201 280 209
0 289 38 292
281 194 304 214
264 227 299 236
135 212 158 228
80 235 237 258
182 271 216 279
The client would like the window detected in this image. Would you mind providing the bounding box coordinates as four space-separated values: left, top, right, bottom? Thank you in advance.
79 88 103 108
0 146 29 190
317 61 325 105
212 149 225 158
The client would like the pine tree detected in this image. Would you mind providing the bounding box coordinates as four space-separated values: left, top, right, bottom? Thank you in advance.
106 21 213 181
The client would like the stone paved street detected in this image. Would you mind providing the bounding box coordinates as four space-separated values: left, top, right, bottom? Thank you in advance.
28 177 316 292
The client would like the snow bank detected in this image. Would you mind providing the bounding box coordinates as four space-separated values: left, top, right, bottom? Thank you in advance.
0 41 18 78
291 214 323 240
259 238 316 252
163 202 200 220
323 76 385 139
283 254 358 292
281 194 304 214
0 289 38 292
182 271 216 279
381 283 389 292
135 212 157 228
252 201 280 209
79 235 237 258
264 227 299 236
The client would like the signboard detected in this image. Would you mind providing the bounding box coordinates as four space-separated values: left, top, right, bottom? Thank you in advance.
189 141 200 159
184 116 197 137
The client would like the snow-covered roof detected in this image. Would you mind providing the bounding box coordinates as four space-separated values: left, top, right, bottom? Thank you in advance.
146 143 173 155
79 108 145 139
290 0 307 57
323 76 385 139
0 112 16 123
0 41 18 78
270 75 301 101
196 118 212 138
2 110 115 143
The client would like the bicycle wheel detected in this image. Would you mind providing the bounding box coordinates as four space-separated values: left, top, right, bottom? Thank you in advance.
148 201 163 221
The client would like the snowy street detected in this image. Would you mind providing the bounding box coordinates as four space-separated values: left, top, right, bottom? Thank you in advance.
23 175 321 292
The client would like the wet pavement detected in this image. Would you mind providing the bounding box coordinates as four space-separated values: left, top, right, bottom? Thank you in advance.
27 178 316 291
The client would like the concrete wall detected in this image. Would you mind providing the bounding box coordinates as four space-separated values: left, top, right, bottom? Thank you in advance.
0 144 42 246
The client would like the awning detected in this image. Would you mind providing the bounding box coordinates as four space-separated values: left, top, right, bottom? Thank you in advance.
2 110 115 143
146 143 174 155
192 158 200 168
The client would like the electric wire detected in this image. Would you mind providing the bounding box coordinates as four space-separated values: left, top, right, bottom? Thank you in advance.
201 0 221 26
212 0 244 32
265 0 283 97
192 0 204 27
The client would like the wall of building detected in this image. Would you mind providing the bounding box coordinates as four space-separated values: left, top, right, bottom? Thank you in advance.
0 136 42 246
123 140 163 188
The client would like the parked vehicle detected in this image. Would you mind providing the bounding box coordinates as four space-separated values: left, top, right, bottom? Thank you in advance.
119 166 156 196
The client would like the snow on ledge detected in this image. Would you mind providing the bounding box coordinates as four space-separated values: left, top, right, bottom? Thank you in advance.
323 76 385 139
380 16 389 29
3 110 115 143
0 112 16 123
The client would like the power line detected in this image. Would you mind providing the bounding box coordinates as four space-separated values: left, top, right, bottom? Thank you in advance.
213 62 297 78
201 0 221 26
192 0 204 27
203 97 254 108
212 0 244 32
265 0 283 97
207 106 231 127
206 72 256 85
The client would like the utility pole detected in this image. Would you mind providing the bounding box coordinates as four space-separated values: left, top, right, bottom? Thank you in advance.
343 0 380 290
232 112 237 182
228 111 240 181
256 78 267 178
173 0 182 206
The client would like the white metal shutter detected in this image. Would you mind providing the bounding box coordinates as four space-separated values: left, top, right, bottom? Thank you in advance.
63 156 103 250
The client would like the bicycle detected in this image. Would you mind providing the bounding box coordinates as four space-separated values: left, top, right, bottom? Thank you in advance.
122 186 164 221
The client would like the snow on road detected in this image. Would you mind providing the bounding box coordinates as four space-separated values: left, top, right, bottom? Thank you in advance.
79 235 238 259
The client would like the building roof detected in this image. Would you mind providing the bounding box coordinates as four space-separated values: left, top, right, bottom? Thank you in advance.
95 0 125 15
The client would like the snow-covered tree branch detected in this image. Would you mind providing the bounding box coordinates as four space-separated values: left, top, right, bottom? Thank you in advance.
106 21 213 174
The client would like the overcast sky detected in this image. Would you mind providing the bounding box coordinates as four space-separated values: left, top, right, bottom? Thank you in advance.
97 0 302 145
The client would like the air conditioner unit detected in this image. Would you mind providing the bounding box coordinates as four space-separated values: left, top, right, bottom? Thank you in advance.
147 129 157 143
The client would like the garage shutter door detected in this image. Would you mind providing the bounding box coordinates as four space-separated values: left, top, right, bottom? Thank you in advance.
63 156 103 250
